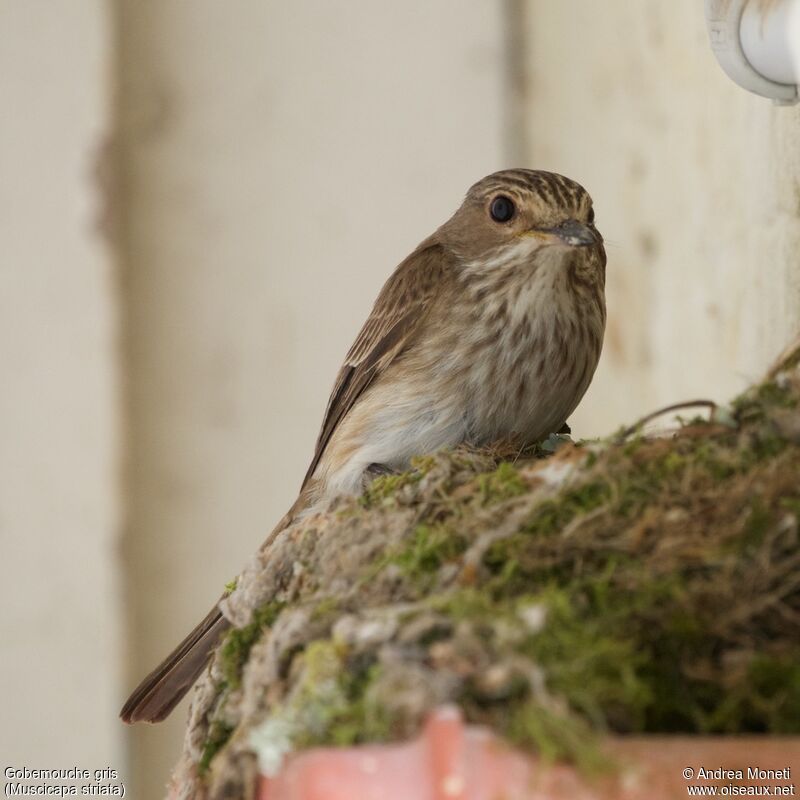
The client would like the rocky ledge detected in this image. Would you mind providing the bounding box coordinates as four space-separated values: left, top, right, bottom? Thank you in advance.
170 339 800 800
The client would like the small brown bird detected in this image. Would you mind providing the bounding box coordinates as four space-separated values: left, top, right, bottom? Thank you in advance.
121 168 606 724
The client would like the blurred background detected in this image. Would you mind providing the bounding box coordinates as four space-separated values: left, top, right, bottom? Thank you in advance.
1 1 798 797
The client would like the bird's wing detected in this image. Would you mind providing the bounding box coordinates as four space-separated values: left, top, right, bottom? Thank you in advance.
301 241 450 489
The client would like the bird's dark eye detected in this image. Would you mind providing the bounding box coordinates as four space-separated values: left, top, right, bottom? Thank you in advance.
587 207 595 224
489 195 515 223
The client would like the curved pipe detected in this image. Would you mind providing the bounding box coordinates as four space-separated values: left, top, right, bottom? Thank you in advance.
705 0 799 104
740 0 800 86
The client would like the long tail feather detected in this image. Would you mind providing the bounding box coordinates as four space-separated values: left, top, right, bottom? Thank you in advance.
120 602 230 724
120 504 305 724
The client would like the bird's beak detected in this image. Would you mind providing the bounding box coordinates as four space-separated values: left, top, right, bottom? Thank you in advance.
528 219 597 248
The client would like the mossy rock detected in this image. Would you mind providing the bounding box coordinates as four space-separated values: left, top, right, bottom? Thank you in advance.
178 342 800 800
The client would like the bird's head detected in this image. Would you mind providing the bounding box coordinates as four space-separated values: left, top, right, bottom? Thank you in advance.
438 169 605 282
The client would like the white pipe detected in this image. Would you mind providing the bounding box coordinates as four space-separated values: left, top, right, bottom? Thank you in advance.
740 0 800 86
705 0 798 103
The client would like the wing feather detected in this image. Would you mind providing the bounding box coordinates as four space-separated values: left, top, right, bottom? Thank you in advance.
301 241 449 488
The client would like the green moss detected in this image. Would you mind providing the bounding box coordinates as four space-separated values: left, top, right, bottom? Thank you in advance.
582 449 599 468
504 701 606 773
738 499 772 552
659 451 686 475
756 380 796 409
285 641 393 749
393 523 467 580
776 342 800 373
694 651 800 734
204 349 800 785
477 480 614 595
779 495 800 516
426 586 503 621
484 478 610 561
218 601 285 689
523 586 652 728
198 720 234 774
622 436 646 457
745 652 800 733
409 454 437 473
747 429 788 462
311 596 341 622
358 455 439 509
732 375 797 424
692 440 739 481
534 480 612 532
477 462 527 504
359 472 416 508
224 578 238 595
360 474 407 507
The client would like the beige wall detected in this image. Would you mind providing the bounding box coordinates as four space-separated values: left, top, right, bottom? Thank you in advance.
2 2 799 799
0 0 123 781
522 1 800 435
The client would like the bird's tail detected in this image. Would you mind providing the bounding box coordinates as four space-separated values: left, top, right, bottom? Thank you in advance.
120 602 230 724
119 503 307 724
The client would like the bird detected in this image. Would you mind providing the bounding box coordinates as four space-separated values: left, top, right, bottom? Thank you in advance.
120 168 607 724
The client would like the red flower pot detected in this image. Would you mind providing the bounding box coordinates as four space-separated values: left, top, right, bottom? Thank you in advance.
257 708 800 800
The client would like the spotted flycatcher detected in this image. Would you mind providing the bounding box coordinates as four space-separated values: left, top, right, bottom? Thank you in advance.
121 168 606 723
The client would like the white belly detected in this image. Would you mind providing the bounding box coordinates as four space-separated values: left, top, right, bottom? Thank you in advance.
320 380 468 496
320 337 595 497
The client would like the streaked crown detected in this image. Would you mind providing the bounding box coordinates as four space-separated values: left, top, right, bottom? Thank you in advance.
467 169 592 224
436 168 599 263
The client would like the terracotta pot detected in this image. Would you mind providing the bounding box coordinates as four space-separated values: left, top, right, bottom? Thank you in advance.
258 707 800 800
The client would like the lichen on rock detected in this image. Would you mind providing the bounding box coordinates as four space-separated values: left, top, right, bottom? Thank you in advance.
170 340 800 800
